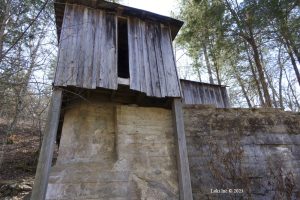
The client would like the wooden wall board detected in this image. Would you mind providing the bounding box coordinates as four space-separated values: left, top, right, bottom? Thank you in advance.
180 79 230 108
172 98 193 200
128 18 181 98
54 4 117 90
31 88 63 200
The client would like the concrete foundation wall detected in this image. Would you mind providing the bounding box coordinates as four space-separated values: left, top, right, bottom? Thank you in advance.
45 99 300 200
184 105 300 200
46 101 179 200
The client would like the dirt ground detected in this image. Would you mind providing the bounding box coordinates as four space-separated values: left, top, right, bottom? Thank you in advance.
0 121 57 199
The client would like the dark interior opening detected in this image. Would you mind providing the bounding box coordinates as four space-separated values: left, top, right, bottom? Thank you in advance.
118 18 129 79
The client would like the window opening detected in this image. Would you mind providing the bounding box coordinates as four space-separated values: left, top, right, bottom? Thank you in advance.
117 17 129 79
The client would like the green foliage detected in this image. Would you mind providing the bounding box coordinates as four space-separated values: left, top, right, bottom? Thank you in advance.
176 0 300 110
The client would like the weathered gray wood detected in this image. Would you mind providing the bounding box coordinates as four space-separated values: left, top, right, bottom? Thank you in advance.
160 25 181 97
127 19 181 98
141 20 152 96
153 24 167 97
128 17 140 91
54 4 70 86
146 22 161 97
117 77 129 85
192 83 200 104
197 84 204 104
216 88 224 108
66 4 79 86
91 10 100 88
209 88 217 106
75 5 85 87
31 88 63 200
138 20 147 93
95 12 117 89
82 8 96 89
180 79 230 108
93 10 104 88
172 98 193 200
62 5 73 86
205 86 211 104
222 87 230 107
100 13 118 90
54 4 117 90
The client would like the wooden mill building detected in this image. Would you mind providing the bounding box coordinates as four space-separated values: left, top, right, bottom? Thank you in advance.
31 0 230 200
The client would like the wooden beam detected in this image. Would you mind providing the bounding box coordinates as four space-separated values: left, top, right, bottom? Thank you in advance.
172 98 193 200
31 88 63 200
118 77 130 85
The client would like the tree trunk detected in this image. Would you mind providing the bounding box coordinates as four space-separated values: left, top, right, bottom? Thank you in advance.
282 31 300 65
246 33 272 107
284 68 300 110
224 0 271 107
233 64 252 108
278 47 284 109
284 40 300 86
6 38 41 135
211 53 221 85
290 41 300 65
245 44 265 106
0 0 10 62
260 50 279 108
203 43 214 84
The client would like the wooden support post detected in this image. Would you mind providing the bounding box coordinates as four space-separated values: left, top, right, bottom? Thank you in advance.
172 98 193 200
31 88 63 200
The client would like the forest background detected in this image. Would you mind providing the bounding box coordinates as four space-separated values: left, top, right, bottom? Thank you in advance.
0 0 299 193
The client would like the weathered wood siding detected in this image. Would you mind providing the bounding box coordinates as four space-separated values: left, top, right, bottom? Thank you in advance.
180 80 230 108
54 4 118 90
128 17 182 98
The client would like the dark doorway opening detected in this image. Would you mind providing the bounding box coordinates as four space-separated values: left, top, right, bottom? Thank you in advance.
118 18 129 79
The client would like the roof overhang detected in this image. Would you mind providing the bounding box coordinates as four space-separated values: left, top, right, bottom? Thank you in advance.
54 0 184 42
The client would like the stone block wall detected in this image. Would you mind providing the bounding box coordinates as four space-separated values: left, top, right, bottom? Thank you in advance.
183 105 300 200
46 101 179 200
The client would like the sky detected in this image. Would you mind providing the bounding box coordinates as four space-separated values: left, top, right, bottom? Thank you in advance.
119 0 199 81
121 0 179 17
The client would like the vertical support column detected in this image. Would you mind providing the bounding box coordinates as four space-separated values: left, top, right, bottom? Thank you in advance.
172 98 193 200
31 88 63 200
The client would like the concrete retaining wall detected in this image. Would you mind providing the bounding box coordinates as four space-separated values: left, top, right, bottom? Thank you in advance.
184 105 300 200
45 100 300 200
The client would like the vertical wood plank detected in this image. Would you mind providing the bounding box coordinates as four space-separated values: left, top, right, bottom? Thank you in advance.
91 10 100 89
128 17 140 91
141 20 152 96
108 13 118 90
209 87 217 105
82 8 96 89
75 5 85 87
63 4 75 86
197 83 204 104
93 10 104 88
172 98 193 200
98 12 117 89
215 87 224 108
221 87 230 108
192 83 200 104
54 4 71 86
67 4 79 86
30 88 63 200
138 20 147 94
160 25 181 97
153 24 167 97
146 22 161 97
